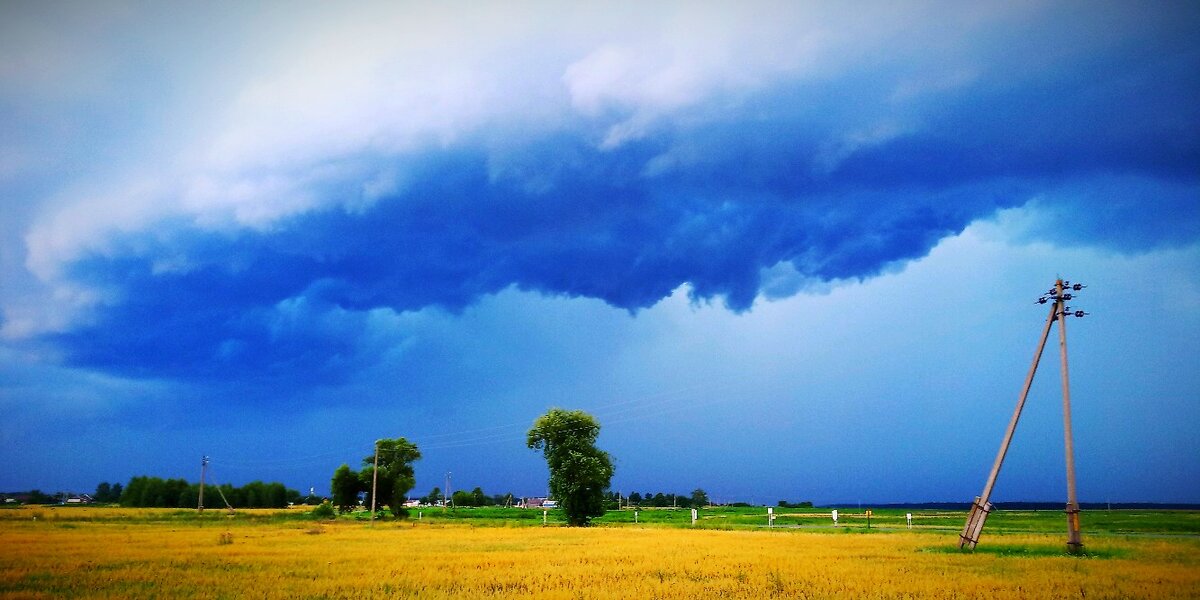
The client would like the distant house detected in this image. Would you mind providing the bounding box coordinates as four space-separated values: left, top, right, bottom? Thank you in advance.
519 497 555 509
403 499 421 508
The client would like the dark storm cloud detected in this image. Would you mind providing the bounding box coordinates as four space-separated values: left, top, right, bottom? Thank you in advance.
13 0 1200 387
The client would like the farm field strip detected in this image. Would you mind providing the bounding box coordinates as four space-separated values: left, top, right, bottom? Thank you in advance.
2 508 1198 599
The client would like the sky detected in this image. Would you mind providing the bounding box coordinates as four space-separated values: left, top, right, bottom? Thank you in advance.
1 1 1198 505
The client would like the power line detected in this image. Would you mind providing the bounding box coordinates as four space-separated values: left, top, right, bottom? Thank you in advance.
205 376 759 468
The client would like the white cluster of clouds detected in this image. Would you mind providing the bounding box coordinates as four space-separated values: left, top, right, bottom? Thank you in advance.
5 2 1016 266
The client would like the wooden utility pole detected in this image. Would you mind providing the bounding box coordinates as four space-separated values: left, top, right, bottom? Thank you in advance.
1057 280 1083 553
370 441 380 525
959 279 1087 554
198 456 209 512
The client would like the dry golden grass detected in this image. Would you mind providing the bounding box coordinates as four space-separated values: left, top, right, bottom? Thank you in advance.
1 507 1197 599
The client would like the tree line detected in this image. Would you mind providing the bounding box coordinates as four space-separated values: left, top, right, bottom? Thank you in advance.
116 476 307 509
617 489 710 508
414 486 515 507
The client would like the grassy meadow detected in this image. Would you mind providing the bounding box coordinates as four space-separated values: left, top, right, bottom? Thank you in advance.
2 505 1198 599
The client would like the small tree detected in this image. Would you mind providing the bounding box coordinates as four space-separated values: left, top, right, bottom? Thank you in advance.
691 488 709 508
527 408 614 526
451 490 472 507
470 487 487 507
331 464 361 513
95 482 113 503
422 487 442 505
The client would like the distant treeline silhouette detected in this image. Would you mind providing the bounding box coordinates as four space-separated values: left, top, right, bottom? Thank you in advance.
118 476 309 509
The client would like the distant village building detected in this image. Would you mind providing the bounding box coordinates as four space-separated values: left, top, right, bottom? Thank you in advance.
518 497 556 509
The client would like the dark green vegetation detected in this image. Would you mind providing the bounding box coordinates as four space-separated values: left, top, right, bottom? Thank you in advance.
119 476 303 509
93 482 123 503
620 489 712 508
329 437 421 516
527 408 615 526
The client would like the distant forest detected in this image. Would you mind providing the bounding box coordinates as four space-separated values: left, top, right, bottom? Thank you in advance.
117 476 316 509
0 478 319 509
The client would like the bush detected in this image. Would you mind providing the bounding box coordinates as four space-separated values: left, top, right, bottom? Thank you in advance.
311 501 336 520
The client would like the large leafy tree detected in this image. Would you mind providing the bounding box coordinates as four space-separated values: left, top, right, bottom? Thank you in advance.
527 408 614 526
360 437 421 516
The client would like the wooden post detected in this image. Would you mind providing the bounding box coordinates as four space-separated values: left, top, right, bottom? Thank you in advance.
960 298 1057 549
1056 279 1084 555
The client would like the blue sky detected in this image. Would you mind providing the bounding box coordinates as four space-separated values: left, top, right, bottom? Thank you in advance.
1 1 1197 504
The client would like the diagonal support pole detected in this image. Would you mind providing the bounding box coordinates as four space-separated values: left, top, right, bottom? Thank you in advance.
959 298 1058 550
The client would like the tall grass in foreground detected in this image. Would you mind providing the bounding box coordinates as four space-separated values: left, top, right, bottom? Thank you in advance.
2 514 1197 599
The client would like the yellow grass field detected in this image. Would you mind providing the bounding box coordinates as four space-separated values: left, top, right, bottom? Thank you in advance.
2 508 1198 599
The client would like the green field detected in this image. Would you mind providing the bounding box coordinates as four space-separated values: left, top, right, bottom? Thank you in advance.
404 505 1200 538
9 503 1199 540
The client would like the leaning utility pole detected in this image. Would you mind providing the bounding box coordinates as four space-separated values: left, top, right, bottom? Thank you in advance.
960 278 1088 554
198 456 209 512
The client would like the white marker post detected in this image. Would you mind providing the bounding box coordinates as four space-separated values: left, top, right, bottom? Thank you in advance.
691 508 698 526
768 507 774 528
634 510 639 524
906 513 913 529
831 509 838 526
418 511 422 520
543 510 547 525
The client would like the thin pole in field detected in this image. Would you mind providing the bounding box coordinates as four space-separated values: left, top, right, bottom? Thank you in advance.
370 441 379 525
198 456 208 512
1057 280 1083 554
